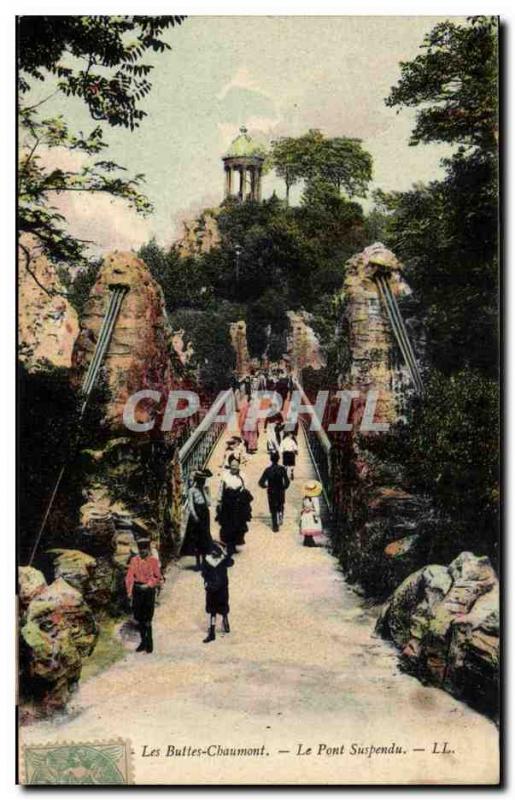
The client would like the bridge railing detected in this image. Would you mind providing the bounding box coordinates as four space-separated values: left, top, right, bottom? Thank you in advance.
293 381 333 511
178 388 234 511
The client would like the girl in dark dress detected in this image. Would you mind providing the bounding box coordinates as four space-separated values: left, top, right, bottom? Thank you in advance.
216 458 252 555
201 541 234 643
180 469 213 570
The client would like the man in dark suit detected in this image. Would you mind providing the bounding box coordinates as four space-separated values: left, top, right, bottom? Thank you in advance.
258 451 290 532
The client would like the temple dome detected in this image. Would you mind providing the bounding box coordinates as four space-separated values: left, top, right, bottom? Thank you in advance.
224 126 266 160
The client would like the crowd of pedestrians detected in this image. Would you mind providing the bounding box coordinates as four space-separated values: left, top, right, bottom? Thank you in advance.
126 367 324 651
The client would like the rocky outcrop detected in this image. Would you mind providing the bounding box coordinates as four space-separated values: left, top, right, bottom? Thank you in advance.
287 311 325 374
18 566 47 611
18 234 79 371
68 251 185 604
330 243 429 597
72 250 180 429
376 552 499 719
340 242 411 426
20 577 98 714
230 320 251 376
176 211 220 257
172 329 194 365
47 549 97 594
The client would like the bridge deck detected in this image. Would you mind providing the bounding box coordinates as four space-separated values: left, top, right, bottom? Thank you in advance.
19 425 498 784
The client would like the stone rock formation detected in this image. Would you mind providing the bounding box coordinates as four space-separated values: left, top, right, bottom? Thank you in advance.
330 242 428 600
376 552 499 718
18 234 79 371
69 252 184 604
287 311 325 374
47 549 97 594
72 250 180 429
172 329 194 365
176 211 220 257
20 577 98 714
230 320 251 376
18 566 47 611
340 242 411 426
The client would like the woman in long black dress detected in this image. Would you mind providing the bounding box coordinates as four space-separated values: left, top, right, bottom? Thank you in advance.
180 469 213 570
216 458 252 556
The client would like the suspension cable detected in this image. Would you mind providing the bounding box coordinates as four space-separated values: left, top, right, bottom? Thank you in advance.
374 276 418 384
375 274 423 395
28 286 128 565
380 276 424 394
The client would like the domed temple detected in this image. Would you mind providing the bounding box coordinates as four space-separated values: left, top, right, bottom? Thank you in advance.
222 125 265 202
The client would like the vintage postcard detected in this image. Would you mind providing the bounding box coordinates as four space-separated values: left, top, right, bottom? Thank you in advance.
17 15 500 785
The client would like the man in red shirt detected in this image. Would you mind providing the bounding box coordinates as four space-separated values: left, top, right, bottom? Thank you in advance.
125 537 162 653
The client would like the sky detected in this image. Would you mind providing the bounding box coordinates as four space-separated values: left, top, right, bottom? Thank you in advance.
24 15 466 254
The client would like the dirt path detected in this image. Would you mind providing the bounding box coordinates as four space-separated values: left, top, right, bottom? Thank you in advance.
20 427 499 784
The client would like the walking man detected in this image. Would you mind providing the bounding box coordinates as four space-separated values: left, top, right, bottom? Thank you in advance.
125 536 162 653
258 451 290 532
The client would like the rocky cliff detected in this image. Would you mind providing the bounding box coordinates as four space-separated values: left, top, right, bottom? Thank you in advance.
18 235 79 372
330 243 430 600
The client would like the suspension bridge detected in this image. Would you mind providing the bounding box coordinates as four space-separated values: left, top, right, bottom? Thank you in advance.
20 259 500 784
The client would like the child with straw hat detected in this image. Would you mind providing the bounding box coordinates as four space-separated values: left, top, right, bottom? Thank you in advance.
300 480 323 547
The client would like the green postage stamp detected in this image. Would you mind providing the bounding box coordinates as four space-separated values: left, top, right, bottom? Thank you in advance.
22 740 133 785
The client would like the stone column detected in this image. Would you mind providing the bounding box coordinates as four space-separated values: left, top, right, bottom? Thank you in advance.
225 166 232 198
250 166 257 201
239 167 245 201
256 167 262 202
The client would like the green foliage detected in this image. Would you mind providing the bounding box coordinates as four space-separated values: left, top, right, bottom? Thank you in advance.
366 370 500 565
386 16 498 151
377 16 498 378
168 306 237 392
140 180 367 363
18 15 186 129
139 238 214 311
18 362 83 563
271 129 373 202
18 16 185 267
58 260 101 316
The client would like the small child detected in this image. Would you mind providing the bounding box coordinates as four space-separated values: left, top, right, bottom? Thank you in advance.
201 542 234 643
300 481 323 547
280 431 298 480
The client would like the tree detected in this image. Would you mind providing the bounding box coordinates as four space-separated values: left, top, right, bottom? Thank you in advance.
380 16 499 377
386 16 498 151
271 129 373 202
18 16 186 130
358 16 500 576
270 136 307 205
19 113 152 266
18 16 186 267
